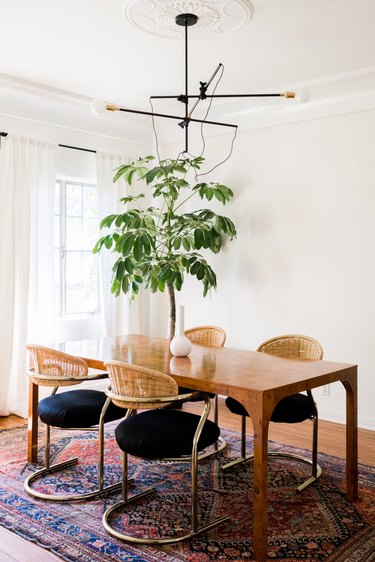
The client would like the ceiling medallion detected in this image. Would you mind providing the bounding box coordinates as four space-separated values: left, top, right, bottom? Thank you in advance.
123 0 254 38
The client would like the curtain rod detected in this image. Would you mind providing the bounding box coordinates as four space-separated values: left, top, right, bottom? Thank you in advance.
59 144 96 154
0 134 96 154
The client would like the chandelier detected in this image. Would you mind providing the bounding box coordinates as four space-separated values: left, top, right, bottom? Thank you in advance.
91 11 305 154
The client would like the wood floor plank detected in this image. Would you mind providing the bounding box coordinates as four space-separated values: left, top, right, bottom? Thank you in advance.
0 527 61 562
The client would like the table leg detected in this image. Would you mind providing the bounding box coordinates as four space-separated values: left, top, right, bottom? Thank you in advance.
342 369 358 501
250 398 272 562
27 379 39 462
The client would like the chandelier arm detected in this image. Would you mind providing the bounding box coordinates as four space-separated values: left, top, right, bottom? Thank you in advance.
150 92 294 100
202 93 295 98
188 63 223 118
113 106 237 128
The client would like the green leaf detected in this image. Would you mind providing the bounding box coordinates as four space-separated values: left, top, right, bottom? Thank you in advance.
124 257 134 274
182 237 190 251
100 214 118 229
196 264 205 280
194 229 203 249
111 278 121 296
119 194 145 204
122 277 129 294
143 167 162 185
142 234 151 255
116 260 125 280
120 233 135 256
133 236 143 261
190 261 200 275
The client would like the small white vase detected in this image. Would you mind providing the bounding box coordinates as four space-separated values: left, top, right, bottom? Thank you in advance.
170 305 192 357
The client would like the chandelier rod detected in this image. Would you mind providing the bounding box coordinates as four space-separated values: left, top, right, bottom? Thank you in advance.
107 104 237 128
150 93 293 99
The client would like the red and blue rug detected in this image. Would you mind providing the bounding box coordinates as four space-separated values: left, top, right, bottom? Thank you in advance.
0 424 374 561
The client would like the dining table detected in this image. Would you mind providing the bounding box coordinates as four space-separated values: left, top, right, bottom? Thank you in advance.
27 334 358 562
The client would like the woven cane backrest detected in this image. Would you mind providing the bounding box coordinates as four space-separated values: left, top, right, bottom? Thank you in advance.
257 334 323 360
185 326 226 347
27 344 88 387
105 361 179 410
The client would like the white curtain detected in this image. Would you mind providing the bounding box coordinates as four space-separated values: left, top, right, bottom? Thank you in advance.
0 136 57 417
96 152 144 337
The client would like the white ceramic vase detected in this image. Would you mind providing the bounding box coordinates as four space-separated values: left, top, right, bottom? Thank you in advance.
170 305 192 357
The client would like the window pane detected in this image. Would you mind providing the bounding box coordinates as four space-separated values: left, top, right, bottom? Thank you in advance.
66 217 82 250
82 217 99 250
65 251 99 315
65 252 82 314
81 253 99 312
83 186 98 218
66 184 82 216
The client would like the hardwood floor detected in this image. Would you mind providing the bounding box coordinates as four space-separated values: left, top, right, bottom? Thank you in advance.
0 404 373 561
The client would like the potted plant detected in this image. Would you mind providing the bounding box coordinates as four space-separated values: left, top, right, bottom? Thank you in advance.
93 155 237 339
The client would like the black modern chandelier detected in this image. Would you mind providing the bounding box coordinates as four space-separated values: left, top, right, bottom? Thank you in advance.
91 13 299 154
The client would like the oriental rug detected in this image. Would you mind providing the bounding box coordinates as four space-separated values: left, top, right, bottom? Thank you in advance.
0 425 374 562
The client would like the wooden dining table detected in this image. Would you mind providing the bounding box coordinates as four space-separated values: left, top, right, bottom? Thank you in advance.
27 334 358 562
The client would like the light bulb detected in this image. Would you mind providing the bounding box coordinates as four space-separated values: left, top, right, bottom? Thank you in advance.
295 88 310 103
90 99 107 114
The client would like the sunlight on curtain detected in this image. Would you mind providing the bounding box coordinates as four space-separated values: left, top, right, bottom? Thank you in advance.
96 152 146 337
0 136 57 417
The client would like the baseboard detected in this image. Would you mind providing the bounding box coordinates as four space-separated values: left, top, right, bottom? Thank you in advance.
318 407 375 431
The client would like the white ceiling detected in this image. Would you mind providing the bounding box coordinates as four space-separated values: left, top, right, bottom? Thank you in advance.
1 0 375 144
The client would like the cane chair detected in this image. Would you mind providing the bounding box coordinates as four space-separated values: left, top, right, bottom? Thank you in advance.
25 345 127 501
223 334 324 492
179 325 226 458
102 361 229 544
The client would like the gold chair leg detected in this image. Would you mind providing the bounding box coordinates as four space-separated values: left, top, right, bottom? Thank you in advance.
222 415 322 492
164 395 226 462
25 399 130 501
103 398 230 545
222 415 253 470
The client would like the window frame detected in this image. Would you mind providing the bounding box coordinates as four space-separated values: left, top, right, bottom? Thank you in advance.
55 178 100 318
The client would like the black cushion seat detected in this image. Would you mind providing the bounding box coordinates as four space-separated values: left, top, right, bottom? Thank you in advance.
225 393 315 424
38 389 125 428
115 409 220 459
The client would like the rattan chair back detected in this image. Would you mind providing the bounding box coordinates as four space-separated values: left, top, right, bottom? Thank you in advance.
105 361 180 410
27 344 88 386
185 326 226 347
257 334 323 360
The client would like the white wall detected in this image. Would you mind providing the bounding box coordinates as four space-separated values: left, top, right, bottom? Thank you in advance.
160 107 375 430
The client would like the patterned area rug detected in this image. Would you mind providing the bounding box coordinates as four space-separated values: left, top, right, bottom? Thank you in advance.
0 424 374 562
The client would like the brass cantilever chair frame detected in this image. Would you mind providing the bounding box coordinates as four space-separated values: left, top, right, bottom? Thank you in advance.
25 345 125 501
223 334 324 493
102 361 229 545
181 325 227 460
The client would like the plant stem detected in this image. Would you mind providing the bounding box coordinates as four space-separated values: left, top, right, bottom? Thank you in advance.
167 284 176 340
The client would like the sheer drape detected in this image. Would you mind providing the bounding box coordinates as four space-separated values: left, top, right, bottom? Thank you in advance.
96 152 143 337
0 136 57 417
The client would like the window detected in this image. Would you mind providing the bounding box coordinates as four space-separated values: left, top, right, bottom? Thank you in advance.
55 180 100 316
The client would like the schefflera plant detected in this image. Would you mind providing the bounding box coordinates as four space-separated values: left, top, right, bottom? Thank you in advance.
93 155 237 339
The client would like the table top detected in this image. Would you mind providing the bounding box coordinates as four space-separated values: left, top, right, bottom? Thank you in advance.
59 334 356 398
